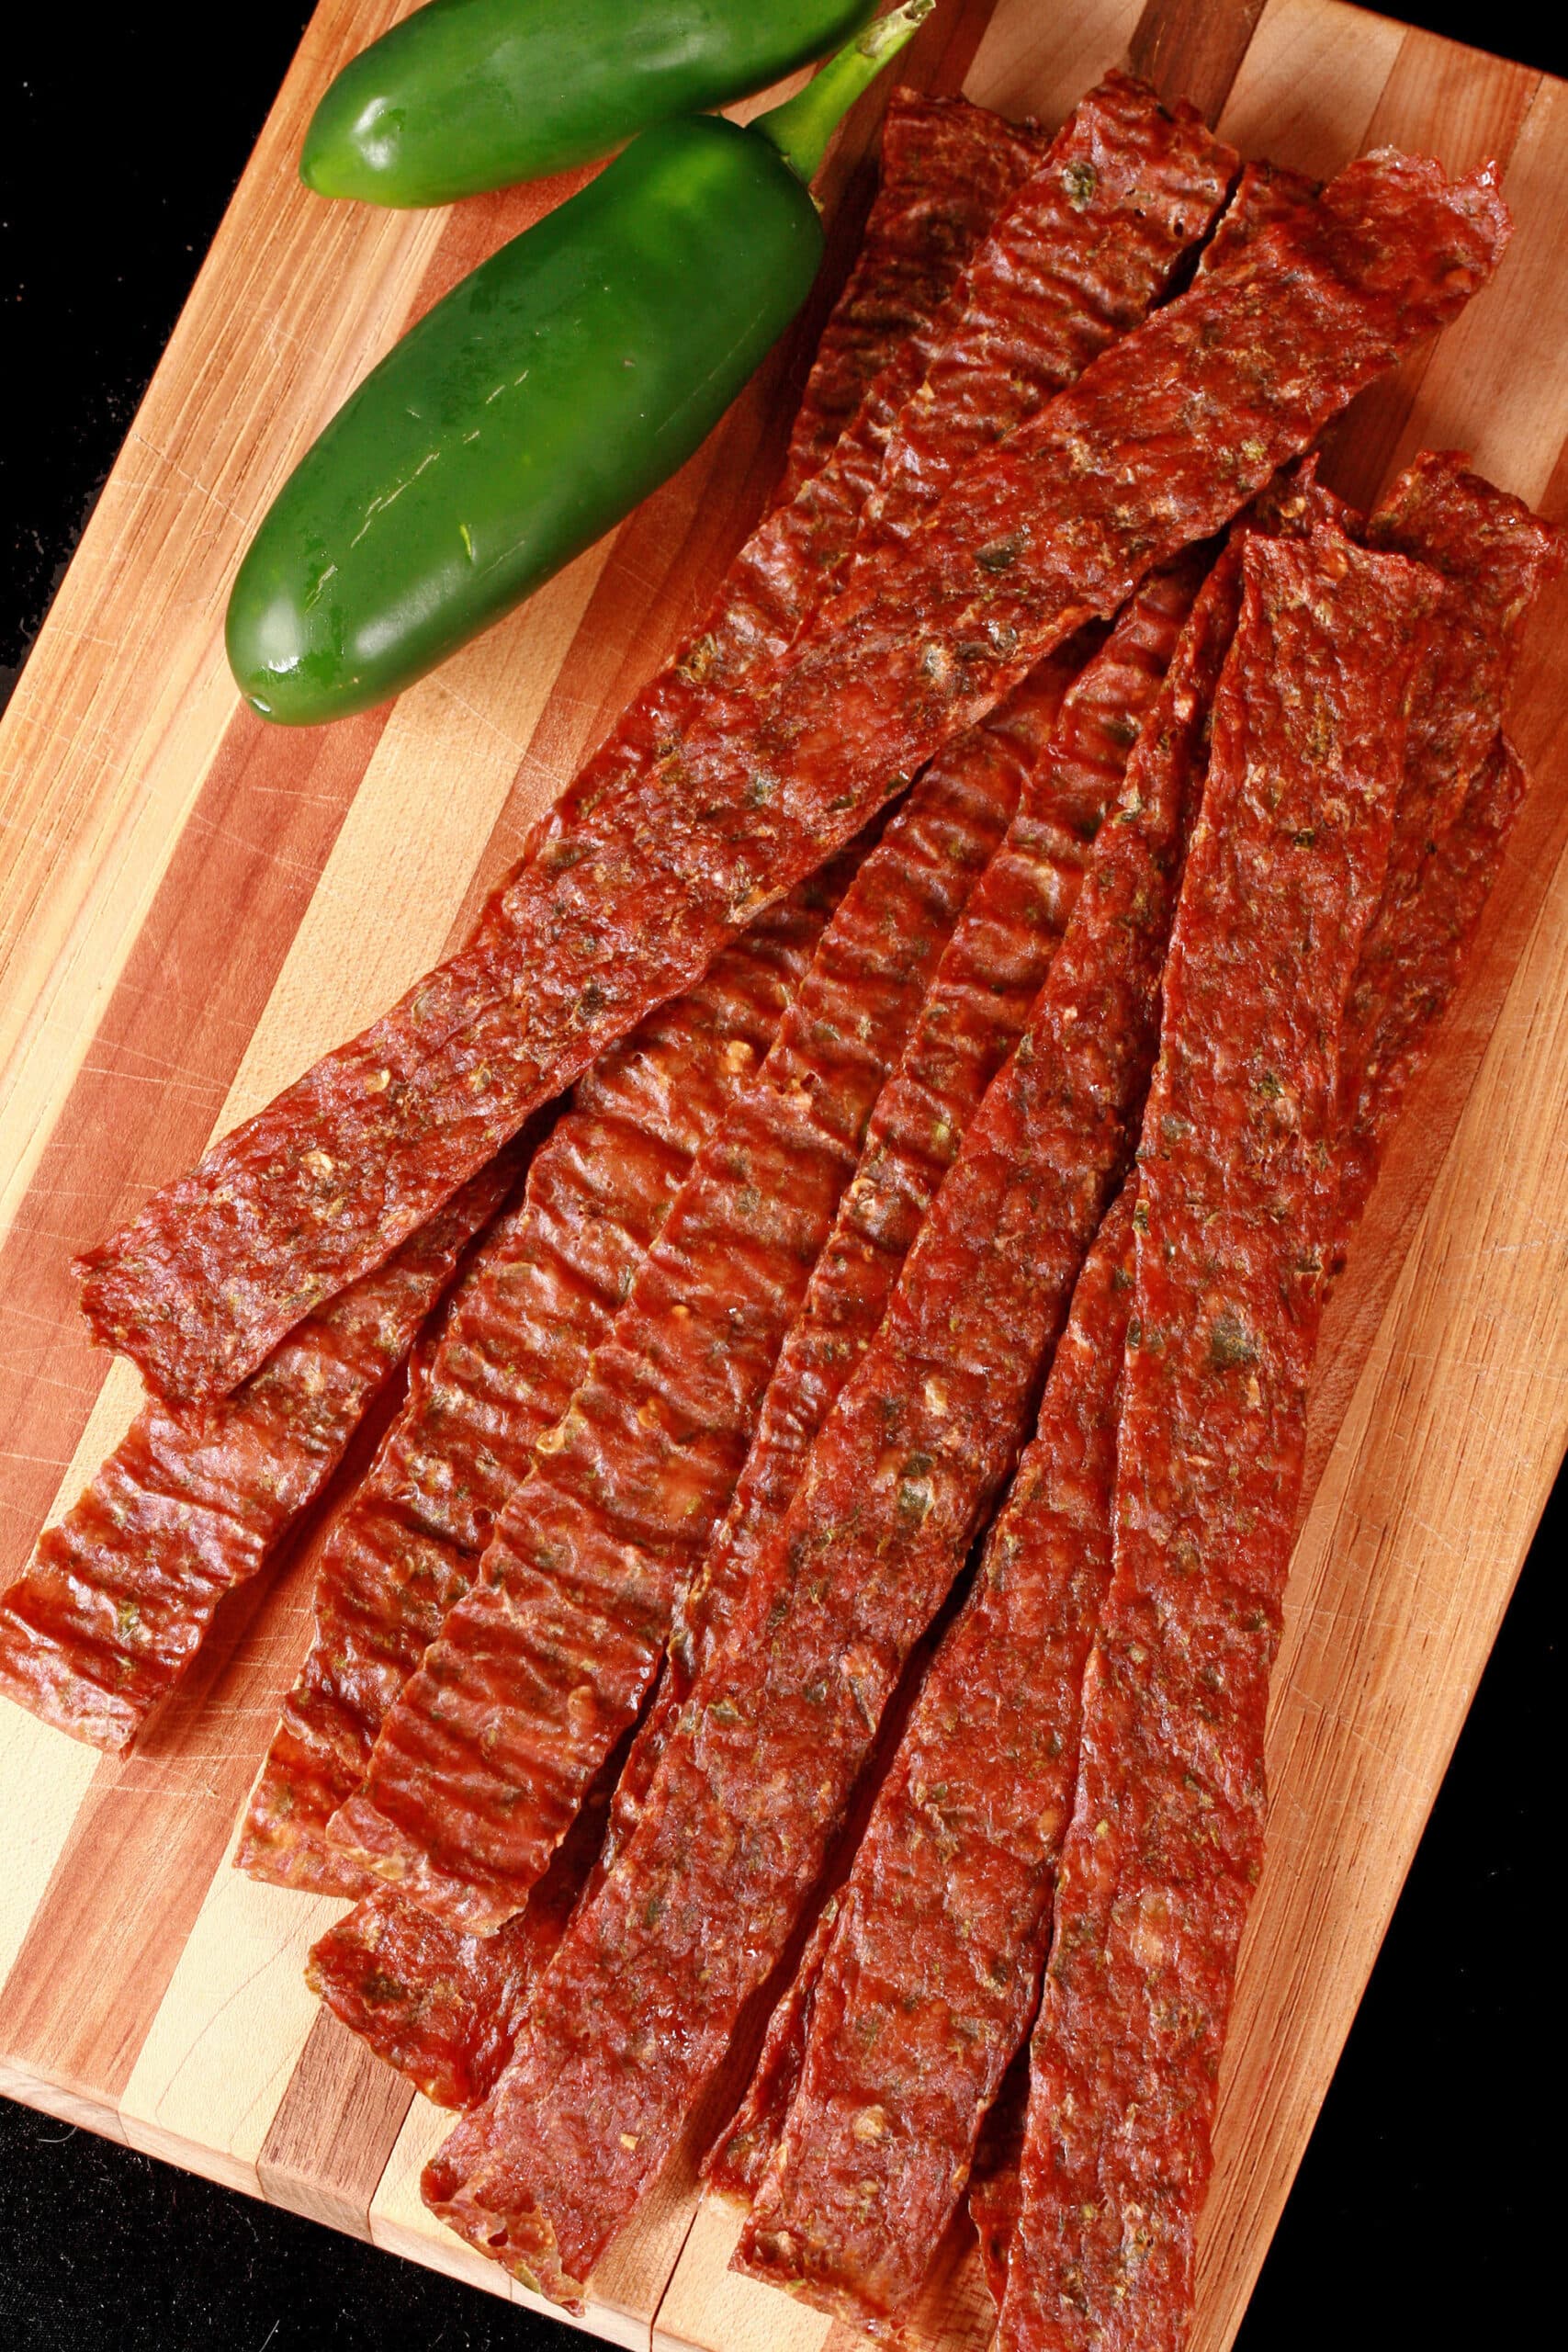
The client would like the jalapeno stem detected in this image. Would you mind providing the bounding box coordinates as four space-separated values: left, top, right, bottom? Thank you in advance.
757 0 934 187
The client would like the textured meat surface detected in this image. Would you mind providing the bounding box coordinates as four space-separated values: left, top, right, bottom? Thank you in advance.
326 737 1019 1934
416 489 1235 2305
236 877 845 1894
75 151 1507 1405
779 93 1043 503
853 73 1236 564
997 528 1432 2352
0 1159 515 1753
728 1193 1136 2324
604 562 1202 1896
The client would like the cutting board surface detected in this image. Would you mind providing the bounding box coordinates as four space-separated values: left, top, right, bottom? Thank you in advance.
2 2 1565 2346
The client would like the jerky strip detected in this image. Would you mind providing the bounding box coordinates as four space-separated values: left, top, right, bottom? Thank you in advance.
728 1195 1135 2332
1366 449 1555 839
0 1158 516 1753
79 150 1507 1404
419 506 1230 2305
996 528 1433 2352
237 876 846 1894
853 73 1236 564
779 93 1042 503
327 732 1023 1934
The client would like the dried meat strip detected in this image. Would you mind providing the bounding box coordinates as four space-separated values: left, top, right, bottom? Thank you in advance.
779 93 1042 503
1366 449 1553 836
996 526 1434 2352
418 500 1234 2306
727 1193 1136 2330
78 150 1507 1405
237 875 847 1894
852 74 1236 566
326 729 1023 1934
0 1158 516 1753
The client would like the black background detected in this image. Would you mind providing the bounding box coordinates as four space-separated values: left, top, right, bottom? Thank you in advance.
1 5 1560 2346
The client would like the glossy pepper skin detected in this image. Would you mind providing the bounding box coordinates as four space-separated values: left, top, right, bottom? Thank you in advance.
229 0 931 725
229 117 823 724
301 0 878 208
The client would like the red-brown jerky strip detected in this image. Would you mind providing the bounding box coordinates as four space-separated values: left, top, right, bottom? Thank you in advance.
418 508 1235 2307
327 729 1023 1935
996 528 1433 2352
852 74 1236 566
0 1159 516 1754
680 75 1224 767
604 561 1203 1885
237 876 846 1895
78 152 1507 1405
728 1198 1136 2329
779 93 1042 504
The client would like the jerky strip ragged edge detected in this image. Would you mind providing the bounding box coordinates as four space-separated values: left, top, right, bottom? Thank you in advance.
326 729 1027 1934
851 71 1236 567
0 1156 518 1753
78 149 1509 1404
996 526 1435 2352
779 92 1042 503
418 486 1229 2303
237 872 851 1893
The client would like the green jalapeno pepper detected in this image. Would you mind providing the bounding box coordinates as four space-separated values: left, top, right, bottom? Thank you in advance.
302 0 881 208
228 3 930 726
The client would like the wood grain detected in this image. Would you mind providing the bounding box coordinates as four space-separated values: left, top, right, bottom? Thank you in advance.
2 2 1564 2348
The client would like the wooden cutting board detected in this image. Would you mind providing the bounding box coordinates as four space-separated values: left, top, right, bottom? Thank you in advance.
2 0 1564 2345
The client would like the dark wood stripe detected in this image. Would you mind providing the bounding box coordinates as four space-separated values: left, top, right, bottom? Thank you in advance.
258 2006 415 2241
1131 0 1270 126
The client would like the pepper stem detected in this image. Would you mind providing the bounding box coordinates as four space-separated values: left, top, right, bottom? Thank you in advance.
756 0 934 187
